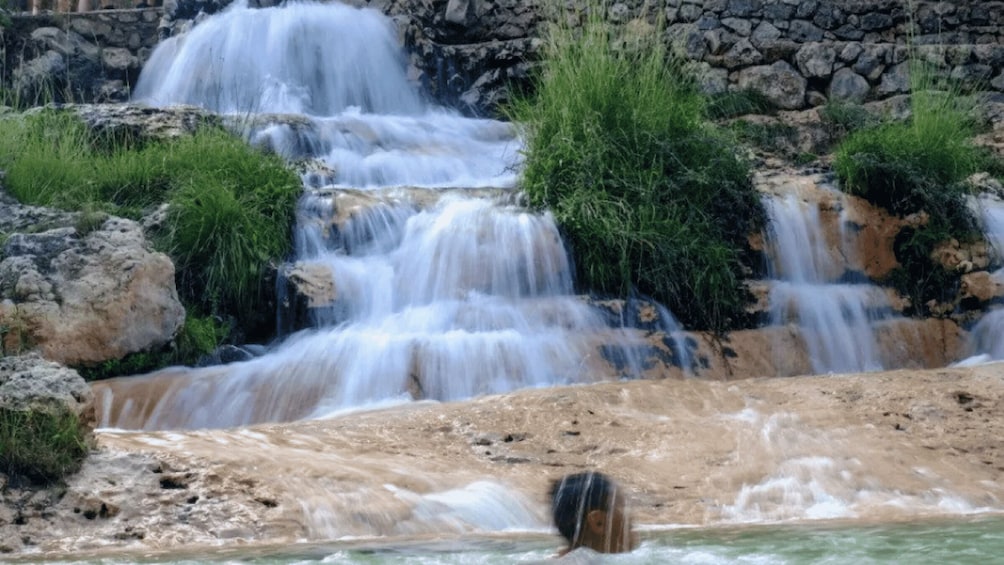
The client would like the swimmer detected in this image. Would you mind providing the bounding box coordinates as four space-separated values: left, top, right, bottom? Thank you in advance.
550 471 638 557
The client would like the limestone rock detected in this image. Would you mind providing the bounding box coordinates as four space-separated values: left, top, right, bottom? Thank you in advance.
0 353 95 431
959 271 1004 305
73 103 219 141
736 61 807 110
0 211 185 366
877 61 910 96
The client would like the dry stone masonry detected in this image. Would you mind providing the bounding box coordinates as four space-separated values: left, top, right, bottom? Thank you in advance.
4 1 1002 113
1 8 161 103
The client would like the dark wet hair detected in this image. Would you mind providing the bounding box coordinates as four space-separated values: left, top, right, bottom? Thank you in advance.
549 471 618 544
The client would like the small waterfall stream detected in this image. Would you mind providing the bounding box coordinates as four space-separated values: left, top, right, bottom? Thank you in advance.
969 194 1004 360
763 192 891 374
100 0 685 430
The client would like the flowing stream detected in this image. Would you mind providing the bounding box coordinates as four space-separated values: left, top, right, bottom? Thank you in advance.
968 194 1004 360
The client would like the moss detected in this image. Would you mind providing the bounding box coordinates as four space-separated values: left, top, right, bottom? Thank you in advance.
0 408 89 485
509 3 763 331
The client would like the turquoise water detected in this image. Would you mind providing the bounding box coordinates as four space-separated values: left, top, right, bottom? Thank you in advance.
33 516 1004 564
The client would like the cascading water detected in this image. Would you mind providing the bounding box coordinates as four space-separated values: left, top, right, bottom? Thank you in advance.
968 194 1004 360
102 0 686 430
763 192 890 374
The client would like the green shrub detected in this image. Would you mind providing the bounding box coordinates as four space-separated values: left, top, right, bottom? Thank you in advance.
834 62 984 220
834 61 991 313
509 4 763 331
0 110 301 343
0 408 89 485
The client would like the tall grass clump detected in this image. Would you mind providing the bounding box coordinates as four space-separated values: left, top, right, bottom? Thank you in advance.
0 408 89 485
509 4 763 331
0 109 301 347
834 61 990 311
834 62 984 221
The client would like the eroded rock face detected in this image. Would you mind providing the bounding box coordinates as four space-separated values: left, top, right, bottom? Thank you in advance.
0 203 185 366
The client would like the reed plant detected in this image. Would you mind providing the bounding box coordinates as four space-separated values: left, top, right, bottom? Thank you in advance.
0 109 301 352
0 407 89 485
509 1 763 331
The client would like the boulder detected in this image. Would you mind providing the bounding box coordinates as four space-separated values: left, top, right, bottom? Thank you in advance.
795 43 837 78
829 67 870 103
736 61 807 110
0 353 94 429
0 203 185 366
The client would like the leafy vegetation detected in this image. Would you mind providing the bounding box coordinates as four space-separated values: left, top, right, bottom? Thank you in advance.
833 61 991 313
0 109 301 361
509 5 763 331
0 408 89 485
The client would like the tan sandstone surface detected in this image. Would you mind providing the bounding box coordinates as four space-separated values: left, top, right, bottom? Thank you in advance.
4 362 1004 559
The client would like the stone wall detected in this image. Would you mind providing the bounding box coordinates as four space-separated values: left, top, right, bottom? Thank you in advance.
2 1 1003 112
1 8 160 103
152 0 1004 115
662 0 1004 109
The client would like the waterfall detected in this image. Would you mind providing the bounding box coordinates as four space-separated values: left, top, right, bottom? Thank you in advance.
103 0 687 430
763 193 889 374
968 194 1004 360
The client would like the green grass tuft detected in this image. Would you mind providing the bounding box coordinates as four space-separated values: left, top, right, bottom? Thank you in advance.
0 408 89 485
509 4 763 331
833 61 993 313
707 89 777 120
834 62 984 219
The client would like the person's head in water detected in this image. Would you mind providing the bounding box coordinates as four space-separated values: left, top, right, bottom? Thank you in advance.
550 471 637 554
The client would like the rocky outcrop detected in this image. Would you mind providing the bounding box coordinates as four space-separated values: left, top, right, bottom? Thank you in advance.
0 194 185 366
0 354 94 526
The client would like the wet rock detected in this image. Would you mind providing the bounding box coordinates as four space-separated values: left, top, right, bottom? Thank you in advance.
959 271 1004 305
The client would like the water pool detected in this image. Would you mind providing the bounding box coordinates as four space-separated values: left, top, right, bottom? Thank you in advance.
29 516 1004 564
